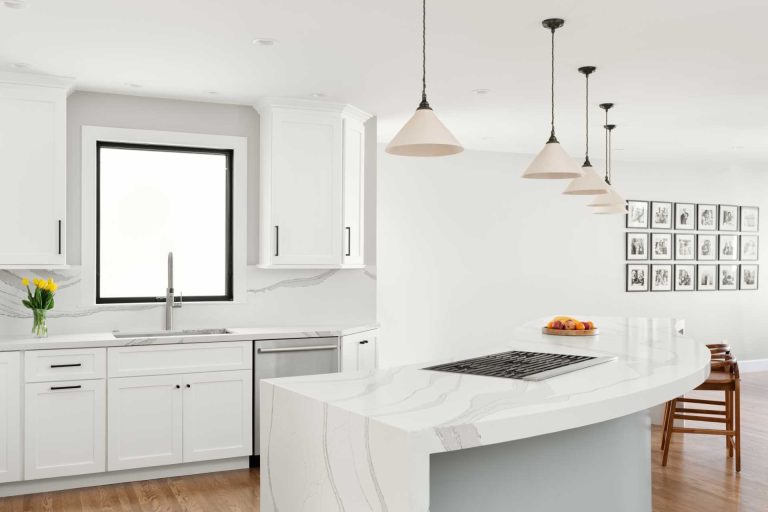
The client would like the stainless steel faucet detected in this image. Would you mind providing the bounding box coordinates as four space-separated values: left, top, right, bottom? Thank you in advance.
165 252 182 330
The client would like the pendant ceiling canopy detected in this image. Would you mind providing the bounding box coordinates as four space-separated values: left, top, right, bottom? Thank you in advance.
385 0 463 157
522 18 581 179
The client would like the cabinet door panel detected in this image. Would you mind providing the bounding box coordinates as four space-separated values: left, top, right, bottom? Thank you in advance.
25 380 105 480
342 118 365 266
0 352 21 483
108 375 183 471
182 370 252 462
0 85 66 264
271 109 342 264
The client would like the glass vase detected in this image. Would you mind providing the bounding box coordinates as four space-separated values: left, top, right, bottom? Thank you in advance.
32 308 48 338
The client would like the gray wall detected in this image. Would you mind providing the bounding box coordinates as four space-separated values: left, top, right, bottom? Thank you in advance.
0 92 376 335
378 147 768 364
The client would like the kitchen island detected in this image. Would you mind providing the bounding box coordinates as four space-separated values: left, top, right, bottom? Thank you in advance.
260 317 711 512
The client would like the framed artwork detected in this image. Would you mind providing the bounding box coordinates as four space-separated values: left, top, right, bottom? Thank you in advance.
741 206 759 233
626 200 649 229
674 264 695 291
719 264 738 290
675 203 695 230
741 264 759 290
697 234 717 261
719 234 738 261
697 265 717 291
650 201 673 229
675 233 695 260
627 264 649 292
718 205 739 232
651 232 672 260
697 204 717 231
626 232 649 260
741 235 759 261
651 264 673 291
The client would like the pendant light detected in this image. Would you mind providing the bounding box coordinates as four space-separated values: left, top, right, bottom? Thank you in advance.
385 0 463 157
589 117 627 214
522 18 581 179
563 66 609 195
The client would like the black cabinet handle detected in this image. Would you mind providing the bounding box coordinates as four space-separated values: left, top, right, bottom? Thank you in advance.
50 363 82 369
51 385 81 391
359 340 369 345
186 384 191 388
346 227 351 257
58 220 62 255
275 225 279 257
175 384 181 389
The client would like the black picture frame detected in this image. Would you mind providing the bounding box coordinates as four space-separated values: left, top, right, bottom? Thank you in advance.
697 264 718 291
675 203 695 230
718 234 738 261
650 264 673 292
741 206 759 233
718 204 739 232
697 234 717 261
696 204 717 231
626 200 650 229
626 232 649 260
650 201 672 230
718 264 739 290
674 264 696 291
740 235 759 261
651 232 673 260
740 264 759 290
626 264 650 292
675 233 695 261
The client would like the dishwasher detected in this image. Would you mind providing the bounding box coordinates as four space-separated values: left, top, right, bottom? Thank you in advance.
252 337 339 461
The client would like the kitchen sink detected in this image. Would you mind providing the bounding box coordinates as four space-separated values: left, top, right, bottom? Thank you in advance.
112 328 231 339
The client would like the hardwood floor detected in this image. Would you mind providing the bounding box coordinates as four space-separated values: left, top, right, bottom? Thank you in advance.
1 372 765 512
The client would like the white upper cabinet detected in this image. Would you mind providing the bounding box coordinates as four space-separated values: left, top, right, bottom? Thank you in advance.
0 73 72 267
0 352 21 484
257 98 371 268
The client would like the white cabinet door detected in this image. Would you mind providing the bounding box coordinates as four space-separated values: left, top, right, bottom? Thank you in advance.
269 108 342 265
0 83 67 265
341 330 378 372
0 352 21 483
342 117 366 266
108 375 183 471
357 337 378 372
182 370 252 462
25 380 105 480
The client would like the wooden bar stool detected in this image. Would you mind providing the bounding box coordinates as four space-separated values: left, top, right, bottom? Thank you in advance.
660 343 741 471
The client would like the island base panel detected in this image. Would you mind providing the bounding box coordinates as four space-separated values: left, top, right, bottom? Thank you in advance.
430 411 651 512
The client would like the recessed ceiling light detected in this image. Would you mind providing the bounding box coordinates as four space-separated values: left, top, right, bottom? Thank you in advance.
473 88 490 95
205 90 218 95
252 38 278 47
310 92 327 98
3 0 27 9
10 62 30 69
125 82 142 89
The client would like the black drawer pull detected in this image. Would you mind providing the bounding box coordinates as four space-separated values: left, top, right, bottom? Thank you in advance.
50 363 82 369
275 225 279 257
359 340 369 345
50 385 82 391
346 227 352 257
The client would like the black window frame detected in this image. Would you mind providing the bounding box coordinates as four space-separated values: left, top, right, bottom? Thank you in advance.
96 141 234 304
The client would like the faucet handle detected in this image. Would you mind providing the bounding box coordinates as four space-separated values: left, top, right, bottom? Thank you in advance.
174 292 183 308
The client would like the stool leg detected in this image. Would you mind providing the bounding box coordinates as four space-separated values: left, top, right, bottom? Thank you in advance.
735 382 741 472
662 398 676 467
726 388 733 457
661 401 671 450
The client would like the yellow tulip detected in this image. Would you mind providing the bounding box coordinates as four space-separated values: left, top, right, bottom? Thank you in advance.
22 277 29 287
47 278 54 288
49 282 58 293
38 281 47 291
32 278 39 286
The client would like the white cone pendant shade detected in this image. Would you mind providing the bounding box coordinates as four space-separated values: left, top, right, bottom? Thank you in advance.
563 164 609 195
587 187 625 208
522 141 582 179
385 107 463 157
591 203 628 215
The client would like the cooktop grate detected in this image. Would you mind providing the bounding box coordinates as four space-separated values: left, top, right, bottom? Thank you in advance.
423 350 616 381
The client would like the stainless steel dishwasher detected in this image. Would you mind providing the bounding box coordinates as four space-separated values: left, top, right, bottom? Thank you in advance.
253 337 339 458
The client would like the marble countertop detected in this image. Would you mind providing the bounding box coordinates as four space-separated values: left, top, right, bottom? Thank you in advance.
263 317 709 449
0 324 379 351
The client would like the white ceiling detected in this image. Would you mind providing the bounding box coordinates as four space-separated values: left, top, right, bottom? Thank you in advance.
2 0 767 162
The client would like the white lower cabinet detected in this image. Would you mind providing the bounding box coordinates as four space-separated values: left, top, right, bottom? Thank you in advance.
24 380 106 480
0 352 21 484
107 375 183 471
182 370 252 462
341 330 379 372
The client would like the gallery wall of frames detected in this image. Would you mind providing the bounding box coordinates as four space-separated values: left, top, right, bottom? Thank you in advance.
625 201 759 292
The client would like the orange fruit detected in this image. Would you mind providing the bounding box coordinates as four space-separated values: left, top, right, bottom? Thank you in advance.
575 321 585 330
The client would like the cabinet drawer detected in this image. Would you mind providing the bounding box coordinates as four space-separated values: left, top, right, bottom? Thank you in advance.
25 348 106 383
108 341 253 378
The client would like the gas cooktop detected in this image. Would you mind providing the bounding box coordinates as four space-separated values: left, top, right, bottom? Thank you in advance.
423 350 616 381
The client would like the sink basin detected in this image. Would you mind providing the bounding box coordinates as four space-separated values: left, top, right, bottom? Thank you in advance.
112 328 231 339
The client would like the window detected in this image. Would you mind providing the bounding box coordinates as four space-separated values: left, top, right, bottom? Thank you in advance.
96 142 233 303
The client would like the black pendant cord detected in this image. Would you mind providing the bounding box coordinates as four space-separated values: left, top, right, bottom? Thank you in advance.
418 0 430 110
548 27 556 143
584 72 589 165
604 108 610 185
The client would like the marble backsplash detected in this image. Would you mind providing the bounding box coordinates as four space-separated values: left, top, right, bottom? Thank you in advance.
0 267 376 336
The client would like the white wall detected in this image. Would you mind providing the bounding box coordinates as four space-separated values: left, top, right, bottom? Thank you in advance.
0 92 376 335
378 148 767 366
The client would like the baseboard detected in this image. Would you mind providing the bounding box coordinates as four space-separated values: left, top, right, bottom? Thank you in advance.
740 358 768 373
0 457 249 498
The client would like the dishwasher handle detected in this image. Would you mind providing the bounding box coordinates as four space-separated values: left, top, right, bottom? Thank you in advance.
257 344 338 354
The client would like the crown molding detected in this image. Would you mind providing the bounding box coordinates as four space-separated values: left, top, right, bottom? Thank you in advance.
0 71 76 93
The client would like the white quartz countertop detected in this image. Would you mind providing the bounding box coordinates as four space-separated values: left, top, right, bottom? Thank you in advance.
0 324 378 351
262 317 710 450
